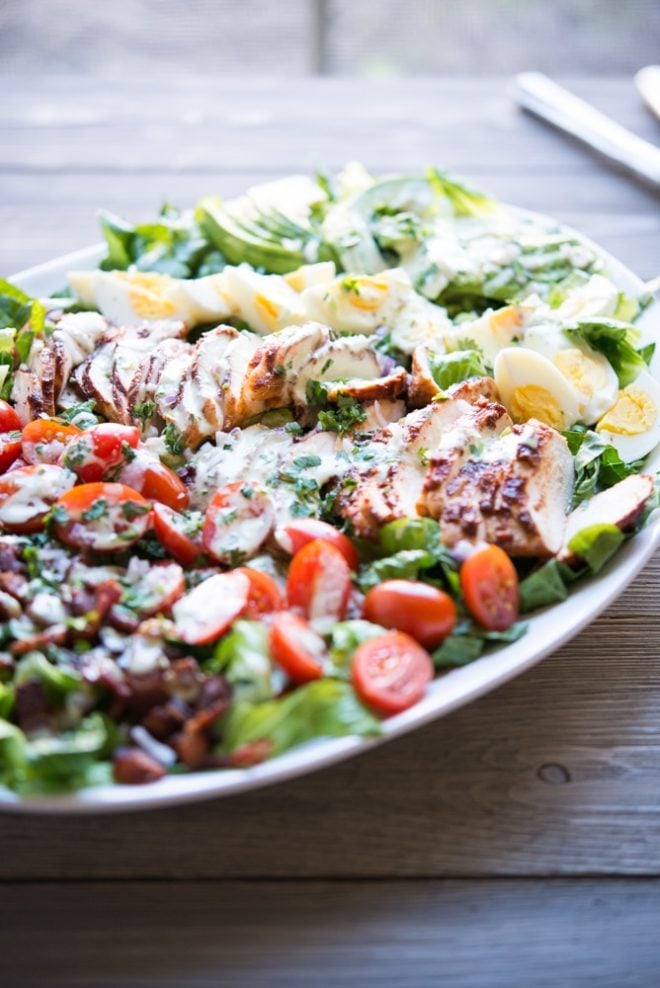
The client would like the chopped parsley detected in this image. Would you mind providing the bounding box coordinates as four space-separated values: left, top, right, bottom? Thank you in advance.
121 500 151 520
82 498 109 521
133 399 155 423
163 423 185 456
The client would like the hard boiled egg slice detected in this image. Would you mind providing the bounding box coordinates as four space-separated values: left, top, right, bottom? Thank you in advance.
524 324 619 425
221 263 308 335
67 270 233 327
284 261 336 292
595 369 660 462
301 268 411 335
494 347 581 430
388 293 452 354
453 305 524 368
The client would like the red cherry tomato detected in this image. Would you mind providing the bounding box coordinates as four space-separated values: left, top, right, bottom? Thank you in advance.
60 423 140 482
21 418 82 465
286 539 352 625
124 561 186 618
0 432 22 473
0 400 21 434
236 567 284 618
152 502 204 566
352 631 434 715
202 482 274 565
363 579 457 648
172 571 250 645
275 518 359 570
269 611 326 684
53 482 151 553
119 451 189 510
460 545 519 632
0 464 75 534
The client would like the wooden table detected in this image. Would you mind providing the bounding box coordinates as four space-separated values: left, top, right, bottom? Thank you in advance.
1 76 659 987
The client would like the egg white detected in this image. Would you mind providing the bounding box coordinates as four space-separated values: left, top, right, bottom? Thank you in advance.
595 369 660 462
494 346 581 430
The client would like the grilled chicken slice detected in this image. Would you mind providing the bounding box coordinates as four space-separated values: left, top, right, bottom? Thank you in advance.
241 322 328 414
73 319 186 423
12 312 108 422
426 420 574 557
558 474 654 564
409 346 440 408
337 397 493 538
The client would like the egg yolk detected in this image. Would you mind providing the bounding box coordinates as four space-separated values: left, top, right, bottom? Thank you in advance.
254 293 281 326
596 387 657 436
284 271 305 292
554 348 607 397
344 277 389 312
509 385 565 430
115 272 179 319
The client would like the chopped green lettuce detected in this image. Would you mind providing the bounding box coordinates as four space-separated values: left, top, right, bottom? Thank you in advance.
566 523 625 573
432 619 527 667
211 620 278 703
563 426 642 508
217 680 380 758
563 318 649 388
519 559 569 612
429 349 486 389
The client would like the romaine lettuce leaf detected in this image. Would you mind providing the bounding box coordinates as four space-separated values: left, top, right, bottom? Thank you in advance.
429 349 486 389
519 559 569 612
566 523 625 573
563 426 642 508
217 679 380 758
211 620 279 703
563 318 649 388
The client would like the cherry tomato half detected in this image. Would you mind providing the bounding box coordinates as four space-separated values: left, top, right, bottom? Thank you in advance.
286 539 351 625
0 464 75 534
119 451 189 511
172 571 250 645
0 400 21 434
152 502 205 566
275 518 359 570
269 611 326 684
21 418 82 465
0 431 22 474
53 482 151 553
236 567 284 618
61 423 140 483
364 579 456 649
203 483 274 565
460 544 519 632
352 631 434 716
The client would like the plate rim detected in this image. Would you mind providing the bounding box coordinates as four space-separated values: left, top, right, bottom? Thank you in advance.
2 208 659 814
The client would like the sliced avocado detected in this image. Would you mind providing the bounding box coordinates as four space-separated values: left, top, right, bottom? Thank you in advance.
197 197 335 274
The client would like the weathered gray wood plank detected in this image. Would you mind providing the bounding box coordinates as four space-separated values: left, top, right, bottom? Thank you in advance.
0 77 656 174
2 879 660 987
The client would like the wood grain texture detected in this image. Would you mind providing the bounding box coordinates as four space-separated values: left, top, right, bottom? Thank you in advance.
2 879 660 987
0 79 658 899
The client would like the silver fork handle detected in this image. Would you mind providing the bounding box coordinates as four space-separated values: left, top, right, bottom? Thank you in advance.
514 72 660 190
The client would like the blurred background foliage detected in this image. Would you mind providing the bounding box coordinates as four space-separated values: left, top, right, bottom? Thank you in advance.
0 0 658 76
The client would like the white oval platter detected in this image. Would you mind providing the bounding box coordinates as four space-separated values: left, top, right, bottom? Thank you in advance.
1 209 658 813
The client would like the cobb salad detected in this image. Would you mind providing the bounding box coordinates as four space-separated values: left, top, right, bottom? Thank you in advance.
0 163 657 795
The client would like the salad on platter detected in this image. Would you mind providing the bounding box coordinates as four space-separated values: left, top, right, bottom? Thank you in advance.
0 163 657 795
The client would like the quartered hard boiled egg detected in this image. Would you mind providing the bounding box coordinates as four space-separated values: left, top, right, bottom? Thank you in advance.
595 369 660 462
68 270 233 327
453 304 524 367
523 324 619 425
221 263 308 335
301 268 411 335
283 261 336 292
494 347 581 430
